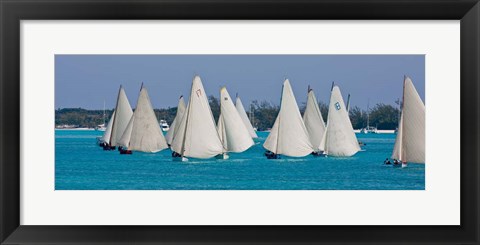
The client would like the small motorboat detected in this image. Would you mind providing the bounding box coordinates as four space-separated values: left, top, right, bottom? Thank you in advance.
360 126 378 134
159 120 170 132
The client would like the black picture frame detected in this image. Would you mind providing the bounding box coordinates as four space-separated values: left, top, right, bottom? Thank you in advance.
1 0 479 244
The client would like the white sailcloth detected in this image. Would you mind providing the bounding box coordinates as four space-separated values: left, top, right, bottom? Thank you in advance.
218 87 254 152
165 96 186 145
171 76 223 158
118 86 168 153
391 77 425 163
217 113 226 149
392 113 403 160
235 96 258 138
303 89 326 151
101 110 115 144
322 85 360 157
109 86 133 146
263 79 314 157
118 116 134 147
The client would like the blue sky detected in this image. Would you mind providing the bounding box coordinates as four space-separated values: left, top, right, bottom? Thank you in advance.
55 55 425 110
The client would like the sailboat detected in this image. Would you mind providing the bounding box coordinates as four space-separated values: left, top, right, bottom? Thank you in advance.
391 76 425 167
165 96 186 146
105 85 133 150
263 79 314 159
170 76 224 161
117 84 168 154
95 100 107 131
303 86 326 156
217 87 254 159
320 84 360 157
235 96 258 138
98 110 115 147
360 99 378 134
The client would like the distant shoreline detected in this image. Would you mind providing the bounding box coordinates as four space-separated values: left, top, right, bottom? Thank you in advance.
55 128 396 134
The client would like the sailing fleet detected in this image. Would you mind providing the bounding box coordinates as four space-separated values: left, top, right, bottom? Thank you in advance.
97 75 425 166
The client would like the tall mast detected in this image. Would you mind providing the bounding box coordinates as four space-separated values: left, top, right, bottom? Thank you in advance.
180 84 194 158
109 85 122 144
346 94 351 113
220 89 225 153
366 99 370 128
397 97 401 123
275 81 286 154
103 100 106 125
251 103 255 128
401 76 406 162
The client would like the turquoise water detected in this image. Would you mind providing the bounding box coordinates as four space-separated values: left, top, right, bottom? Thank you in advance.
55 130 424 190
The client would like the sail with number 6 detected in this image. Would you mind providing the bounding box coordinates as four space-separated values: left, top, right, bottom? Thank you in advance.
117 85 168 153
263 79 314 157
391 76 425 164
320 85 360 157
217 87 254 153
171 76 224 159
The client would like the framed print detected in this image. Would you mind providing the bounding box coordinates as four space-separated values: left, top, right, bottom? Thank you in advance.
1 0 479 244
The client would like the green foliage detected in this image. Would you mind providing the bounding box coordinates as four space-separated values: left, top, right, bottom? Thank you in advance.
55 100 401 130
250 100 279 131
55 107 177 128
318 101 328 122
349 106 367 130
153 107 177 125
368 103 400 130
208 95 221 123
55 108 113 128
207 95 280 131
348 104 400 130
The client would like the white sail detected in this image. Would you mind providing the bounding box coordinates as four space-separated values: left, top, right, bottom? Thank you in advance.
101 110 115 144
323 85 360 157
319 127 327 152
235 96 258 138
303 89 326 151
165 96 186 145
171 76 223 159
391 77 425 163
217 113 226 148
118 86 168 153
263 79 314 157
109 86 133 146
118 115 134 147
392 113 403 160
218 87 254 153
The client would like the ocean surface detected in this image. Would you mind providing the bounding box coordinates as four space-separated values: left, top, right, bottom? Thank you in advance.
55 130 425 190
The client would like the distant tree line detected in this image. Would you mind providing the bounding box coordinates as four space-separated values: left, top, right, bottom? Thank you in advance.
55 107 177 128
56 96 401 130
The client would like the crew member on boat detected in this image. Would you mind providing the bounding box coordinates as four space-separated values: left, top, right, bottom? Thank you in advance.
172 151 181 158
118 146 132 154
264 150 279 159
